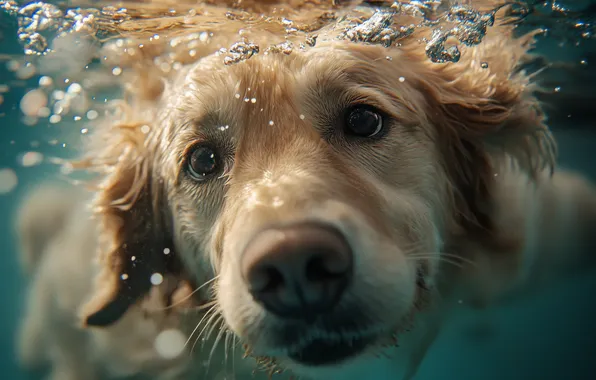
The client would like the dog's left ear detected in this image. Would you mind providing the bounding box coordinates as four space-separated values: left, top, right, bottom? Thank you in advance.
416 27 556 234
77 114 175 328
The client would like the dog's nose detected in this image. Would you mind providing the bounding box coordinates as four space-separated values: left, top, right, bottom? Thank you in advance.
241 222 353 319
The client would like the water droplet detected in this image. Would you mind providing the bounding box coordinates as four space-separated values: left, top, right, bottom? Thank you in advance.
86 109 98 120
16 63 36 80
112 67 122 76
49 114 61 124
155 329 186 359
163 248 171 255
38 76 53 87
480 62 489 69
121 273 129 280
131 256 136 261
554 86 561 92
37 107 50 118
20 89 48 117
0 168 18 194
20 152 43 167
67 83 82 93
299 114 305 120
150 273 164 286
250 98 256 103
398 76 405 82
269 120 274 126
140 125 151 134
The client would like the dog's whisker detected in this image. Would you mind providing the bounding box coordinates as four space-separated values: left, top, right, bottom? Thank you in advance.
409 252 477 267
232 333 237 375
408 254 465 269
184 304 216 350
224 330 232 373
160 275 220 311
193 308 222 354
203 313 225 350
207 318 227 375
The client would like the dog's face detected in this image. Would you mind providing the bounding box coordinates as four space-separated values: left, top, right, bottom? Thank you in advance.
163 43 447 372
79 32 554 378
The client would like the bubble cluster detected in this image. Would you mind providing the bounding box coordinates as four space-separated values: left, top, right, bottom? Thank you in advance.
1 1 101 56
338 1 518 63
425 5 498 63
341 10 414 48
220 39 260 65
265 41 294 55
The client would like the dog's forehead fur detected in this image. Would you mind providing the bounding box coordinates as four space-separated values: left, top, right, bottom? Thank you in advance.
157 41 440 187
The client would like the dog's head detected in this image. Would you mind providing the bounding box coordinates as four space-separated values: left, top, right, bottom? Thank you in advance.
79 24 554 377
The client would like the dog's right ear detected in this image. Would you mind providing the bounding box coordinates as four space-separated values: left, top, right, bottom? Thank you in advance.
77 111 173 328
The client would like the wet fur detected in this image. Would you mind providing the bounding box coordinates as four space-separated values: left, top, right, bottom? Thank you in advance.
15 185 225 380
16 1 596 379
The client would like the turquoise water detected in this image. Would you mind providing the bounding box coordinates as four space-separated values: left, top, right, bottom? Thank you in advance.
1 1 596 379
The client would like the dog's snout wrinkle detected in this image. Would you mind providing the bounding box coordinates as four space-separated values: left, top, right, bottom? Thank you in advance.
241 222 353 320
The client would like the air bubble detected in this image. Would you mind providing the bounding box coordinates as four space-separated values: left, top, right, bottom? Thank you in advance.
0 169 18 194
154 329 186 359
150 273 164 286
86 109 98 120
37 107 50 118
38 76 53 87
21 151 44 167
20 89 48 117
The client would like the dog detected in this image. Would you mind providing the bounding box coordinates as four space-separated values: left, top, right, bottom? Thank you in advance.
16 1 596 379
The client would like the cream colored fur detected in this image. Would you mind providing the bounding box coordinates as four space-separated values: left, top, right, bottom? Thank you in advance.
15 185 259 380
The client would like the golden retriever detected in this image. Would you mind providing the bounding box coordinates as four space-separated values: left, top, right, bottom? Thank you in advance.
16 1 596 379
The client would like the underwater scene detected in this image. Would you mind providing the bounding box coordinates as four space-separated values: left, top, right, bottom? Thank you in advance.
1 1 596 379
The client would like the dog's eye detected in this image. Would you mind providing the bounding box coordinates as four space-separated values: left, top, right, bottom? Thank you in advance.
187 144 219 180
344 106 384 138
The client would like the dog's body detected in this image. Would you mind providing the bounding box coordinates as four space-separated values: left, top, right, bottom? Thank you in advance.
15 1 596 380
16 185 200 380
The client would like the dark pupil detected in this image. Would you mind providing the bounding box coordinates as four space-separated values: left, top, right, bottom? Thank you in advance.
190 146 217 176
347 108 380 136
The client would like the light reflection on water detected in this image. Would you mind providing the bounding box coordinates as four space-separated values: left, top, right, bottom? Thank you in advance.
0 1 595 379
